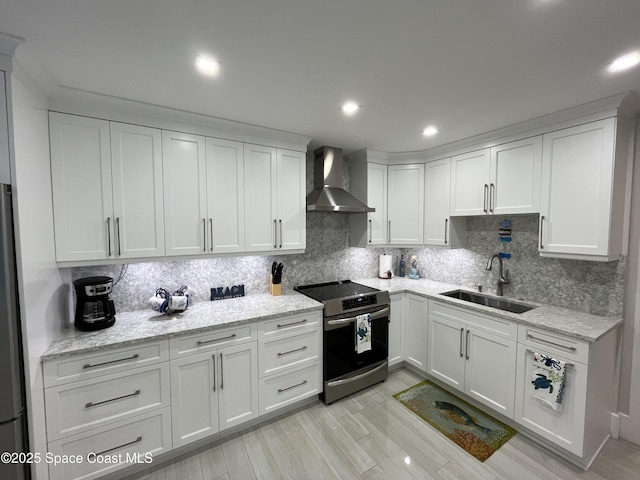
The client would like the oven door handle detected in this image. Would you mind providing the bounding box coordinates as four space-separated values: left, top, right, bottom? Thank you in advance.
326 307 390 326
326 361 388 387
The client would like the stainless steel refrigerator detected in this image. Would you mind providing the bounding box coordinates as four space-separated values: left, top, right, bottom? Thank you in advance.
0 184 29 480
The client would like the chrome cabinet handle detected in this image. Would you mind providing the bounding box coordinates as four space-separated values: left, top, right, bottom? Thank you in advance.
277 346 308 357
116 217 121 256
273 219 277 249
106 217 112 257
85 389 141 408
219 353 224 390
94 436 142 457
277 319 307 328
196 334 236 346
444 219 448 244
202 218 207 252
490 183 495 213
212 354 216 392
369 219 372 243
279 219 283 248
83 354 139 369
209 218 214 252
459 328 464 358
483 184 488 213
539 215 545 249
388 220 391 243
527 334 577 352
278 380 307 393
465 329 470 360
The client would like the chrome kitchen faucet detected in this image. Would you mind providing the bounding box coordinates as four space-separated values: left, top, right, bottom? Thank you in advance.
486 254 509 296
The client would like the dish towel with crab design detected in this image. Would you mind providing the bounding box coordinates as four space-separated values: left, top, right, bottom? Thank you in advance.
530 352 566 411
355 313 372 354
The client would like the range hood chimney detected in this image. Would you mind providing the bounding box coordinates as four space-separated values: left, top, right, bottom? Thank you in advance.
306 146 375 213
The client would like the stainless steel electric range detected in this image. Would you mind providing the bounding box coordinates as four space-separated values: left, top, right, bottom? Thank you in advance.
294 280 390 404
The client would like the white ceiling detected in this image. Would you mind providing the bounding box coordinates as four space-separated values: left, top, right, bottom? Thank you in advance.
1 0 640 153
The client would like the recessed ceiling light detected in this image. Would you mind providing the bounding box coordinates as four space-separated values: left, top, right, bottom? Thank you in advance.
341 102 361 115
195 55 221 75
607 51 640 73
422 126 439 137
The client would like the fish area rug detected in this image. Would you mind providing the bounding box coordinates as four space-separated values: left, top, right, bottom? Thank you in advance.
393 380 516 462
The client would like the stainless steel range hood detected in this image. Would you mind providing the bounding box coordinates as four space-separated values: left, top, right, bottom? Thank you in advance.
306 146 375 213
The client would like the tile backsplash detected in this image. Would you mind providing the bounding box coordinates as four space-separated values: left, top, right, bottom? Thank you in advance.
71 213 624 316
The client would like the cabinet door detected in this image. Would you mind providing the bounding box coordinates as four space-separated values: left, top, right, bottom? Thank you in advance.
387 164 424 244
427 314 465 390
162 131 207 256
277 149 306 250
464 329 517 418
244 144 277 252
514 344 587 457
170 352 218 447
540 119 615 257
50 113 114 262
404 294 428 372
388 293 405 367
367 163 388 245
424 158 451 246
490 136 542 215
111 123 165 259
206 138 245 253
450 149 490 216
218 342 259 431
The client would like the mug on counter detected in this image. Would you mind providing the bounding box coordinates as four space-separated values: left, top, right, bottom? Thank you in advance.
148 296 168 313
167 294 189 313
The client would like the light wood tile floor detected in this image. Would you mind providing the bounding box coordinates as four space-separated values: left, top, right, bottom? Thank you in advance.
125 369 640 480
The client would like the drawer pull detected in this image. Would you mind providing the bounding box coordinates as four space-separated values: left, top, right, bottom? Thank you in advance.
527 334 577 352
196 334 237 346
277 319 307 328
278 380 308 393
83 354 139 369
277 346 308 357
94 436 142 457
525 349 574 368
85 389 141 408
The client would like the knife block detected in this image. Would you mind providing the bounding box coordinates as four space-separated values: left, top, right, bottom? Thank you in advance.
269 275 281 296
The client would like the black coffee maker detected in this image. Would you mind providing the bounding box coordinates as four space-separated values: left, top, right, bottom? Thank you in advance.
74 276 116 331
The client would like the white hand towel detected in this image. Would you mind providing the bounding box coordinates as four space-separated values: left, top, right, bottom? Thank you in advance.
355 313 372 354
530 352 566 411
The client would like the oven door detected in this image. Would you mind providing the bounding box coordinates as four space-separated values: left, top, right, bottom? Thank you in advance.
323 305 389 381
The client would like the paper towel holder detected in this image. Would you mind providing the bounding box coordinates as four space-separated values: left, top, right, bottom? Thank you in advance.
379 254 394 279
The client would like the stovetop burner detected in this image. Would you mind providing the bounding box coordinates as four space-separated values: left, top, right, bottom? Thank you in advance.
294 280 389 318
293 280 379 302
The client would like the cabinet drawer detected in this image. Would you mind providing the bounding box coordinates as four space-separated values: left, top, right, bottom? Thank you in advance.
170 323 257 358
43 341 169 387
518 325 589 364
429 300 518 339
45 364 170 441
259 363 321 415
258 311 321 339
259 329 320 377
47 407 171 480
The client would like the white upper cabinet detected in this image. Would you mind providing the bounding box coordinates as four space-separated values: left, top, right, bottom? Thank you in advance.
490 136 542 215
244 144 305 252
450 138 542 216
110 123 165 259
366 163 388 245
539 117 628 261
450 149 491 216
162 131 207 257
50 113 113 262
387 164 424 244
206 138 245 254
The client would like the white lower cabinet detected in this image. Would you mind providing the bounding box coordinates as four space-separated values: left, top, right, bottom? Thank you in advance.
258 311 323 415
404 293 428 372
170 331 258 448
388 293 405 366
427 300 517 418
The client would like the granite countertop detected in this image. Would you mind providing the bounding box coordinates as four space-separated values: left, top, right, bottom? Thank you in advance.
42 292 323 360
43 277 622 361
355 277 622 343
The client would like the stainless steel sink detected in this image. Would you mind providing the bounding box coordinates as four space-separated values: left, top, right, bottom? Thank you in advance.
440 289 536 314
